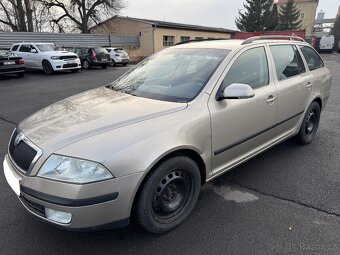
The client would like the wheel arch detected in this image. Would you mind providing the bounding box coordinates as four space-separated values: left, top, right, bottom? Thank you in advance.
312 97 323 110
130 148 207 218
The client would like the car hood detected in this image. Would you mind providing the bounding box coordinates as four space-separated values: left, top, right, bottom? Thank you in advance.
19 87 187 151
42 51 77 56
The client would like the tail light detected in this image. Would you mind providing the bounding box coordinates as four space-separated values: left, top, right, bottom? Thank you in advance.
18 59 24 65
91 50 96 59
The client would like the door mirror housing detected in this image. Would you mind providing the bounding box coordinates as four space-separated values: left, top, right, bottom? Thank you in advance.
217 83 255 101
30 49 37 53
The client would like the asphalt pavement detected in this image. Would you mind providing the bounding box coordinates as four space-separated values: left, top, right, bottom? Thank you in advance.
0 57 339 255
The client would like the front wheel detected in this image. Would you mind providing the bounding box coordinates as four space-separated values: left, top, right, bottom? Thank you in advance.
82 59 90 69
135 156 201 234
296 102 321 144
42 60 54 75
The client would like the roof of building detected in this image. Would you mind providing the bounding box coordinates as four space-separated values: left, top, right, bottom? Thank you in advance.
91 15 236 34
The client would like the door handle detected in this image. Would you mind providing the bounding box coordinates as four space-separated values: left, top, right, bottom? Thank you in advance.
306 82 313 88
266 95 277 103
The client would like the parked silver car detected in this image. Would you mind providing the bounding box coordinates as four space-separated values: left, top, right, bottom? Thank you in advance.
3 36 332 234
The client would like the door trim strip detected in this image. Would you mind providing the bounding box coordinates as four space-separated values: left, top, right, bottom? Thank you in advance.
213 111 304 156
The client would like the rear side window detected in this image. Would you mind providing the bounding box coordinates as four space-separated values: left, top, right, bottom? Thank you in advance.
19 44 32 52
11 45 19 51
221 47 269 90
270 45 305 81
299 46 324 71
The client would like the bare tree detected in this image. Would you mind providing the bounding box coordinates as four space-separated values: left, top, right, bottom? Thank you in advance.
40 0 126 33
0 0 50 32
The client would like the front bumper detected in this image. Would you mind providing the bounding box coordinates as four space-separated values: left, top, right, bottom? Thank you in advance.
3 155 144 230
50 59 81 71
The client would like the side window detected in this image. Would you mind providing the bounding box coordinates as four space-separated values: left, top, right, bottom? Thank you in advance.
270 45 304 81
11 45 19 51
221 47 269 90
299 46 324 71
293 45 306 74
19 44 31 52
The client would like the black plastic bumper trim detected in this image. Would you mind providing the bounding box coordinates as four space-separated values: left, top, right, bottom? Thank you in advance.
21 186 119 207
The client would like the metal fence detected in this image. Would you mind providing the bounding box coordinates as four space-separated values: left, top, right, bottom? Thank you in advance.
0 32 140 49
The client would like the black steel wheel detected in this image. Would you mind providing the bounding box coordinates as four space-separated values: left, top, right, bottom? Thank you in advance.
297 101 321 144
42 60 54 75
135 155 201 234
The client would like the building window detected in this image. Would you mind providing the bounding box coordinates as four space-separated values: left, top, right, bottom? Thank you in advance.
181 36 190 42
195 37 204 40
300 13 305 19
163 36 175 46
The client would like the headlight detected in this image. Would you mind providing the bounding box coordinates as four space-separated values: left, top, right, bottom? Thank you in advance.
50 56 60 60
37 155 114 184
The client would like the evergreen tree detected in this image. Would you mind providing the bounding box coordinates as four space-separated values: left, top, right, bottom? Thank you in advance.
236 0 275 32
331 15 340 47
267 3 279 31
278 0 302 30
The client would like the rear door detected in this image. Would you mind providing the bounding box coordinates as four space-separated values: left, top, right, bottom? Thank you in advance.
268 44 312 134
209 46 278 174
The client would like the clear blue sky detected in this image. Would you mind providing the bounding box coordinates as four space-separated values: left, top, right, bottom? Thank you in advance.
122 0 339 30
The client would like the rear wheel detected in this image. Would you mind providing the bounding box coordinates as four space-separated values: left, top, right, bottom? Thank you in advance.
296 101 321 144
82 59 90 69
42 60 54 75
135 156 201 234
16 72 25 78
109 59 116 67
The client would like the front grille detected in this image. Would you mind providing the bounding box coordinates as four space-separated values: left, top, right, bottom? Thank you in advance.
63 63 78 68
9 130 37 172
60 55 77 60
20 195 45 217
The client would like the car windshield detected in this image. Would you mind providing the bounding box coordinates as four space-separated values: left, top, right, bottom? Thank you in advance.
36 44 59 52
107 48 229 102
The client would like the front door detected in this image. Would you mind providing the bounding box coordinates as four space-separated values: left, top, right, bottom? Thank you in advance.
208 46 278 174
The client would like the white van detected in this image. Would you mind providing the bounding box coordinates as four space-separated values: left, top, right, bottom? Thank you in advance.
319 35 334 53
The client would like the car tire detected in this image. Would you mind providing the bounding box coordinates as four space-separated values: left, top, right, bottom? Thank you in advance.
296 101 321 144
42 60 54 75
109 59 116 67
135 155 201 234
82 59 90 69
101 64 108 69
16 72 25 78
123 63 128 66
70 69 79 73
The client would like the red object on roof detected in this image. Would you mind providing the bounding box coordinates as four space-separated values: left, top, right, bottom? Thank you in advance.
232 30 306 40
275 0 318 3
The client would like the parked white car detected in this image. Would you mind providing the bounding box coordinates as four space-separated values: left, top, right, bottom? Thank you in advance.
10 43 81 74
106 47 130 66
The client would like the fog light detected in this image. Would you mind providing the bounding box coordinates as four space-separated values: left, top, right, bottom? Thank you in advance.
45 208 72 224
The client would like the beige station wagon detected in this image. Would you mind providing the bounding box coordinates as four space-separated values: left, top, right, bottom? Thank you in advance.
3 36 332 234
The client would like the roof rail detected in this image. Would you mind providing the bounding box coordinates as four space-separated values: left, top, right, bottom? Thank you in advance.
175 38 229 45
241 35 305 45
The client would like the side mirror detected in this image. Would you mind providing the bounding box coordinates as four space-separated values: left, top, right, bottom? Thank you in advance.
216 83 255 101
30 49 37 53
